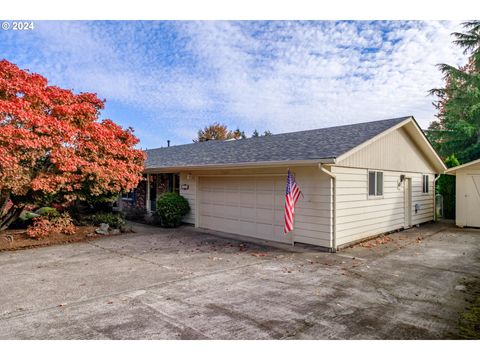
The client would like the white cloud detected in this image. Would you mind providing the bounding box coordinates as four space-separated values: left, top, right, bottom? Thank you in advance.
2 20 468 146
178 21 467 133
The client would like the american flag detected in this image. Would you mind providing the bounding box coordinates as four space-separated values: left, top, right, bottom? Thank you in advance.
284 169 301 234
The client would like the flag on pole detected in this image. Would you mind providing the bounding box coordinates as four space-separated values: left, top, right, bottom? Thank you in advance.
284 169 301 234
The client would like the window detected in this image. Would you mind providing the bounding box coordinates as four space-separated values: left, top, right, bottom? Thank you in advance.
122 190 135 202
422 175 429 193
368 171 383 197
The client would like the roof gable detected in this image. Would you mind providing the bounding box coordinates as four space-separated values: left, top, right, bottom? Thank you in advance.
145 117 411 170
336 117 446 173
445 158 480 175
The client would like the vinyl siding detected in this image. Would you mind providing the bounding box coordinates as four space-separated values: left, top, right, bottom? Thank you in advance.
337 126 436 173
179 172 196 224
454 165 480 227
332 166 435 246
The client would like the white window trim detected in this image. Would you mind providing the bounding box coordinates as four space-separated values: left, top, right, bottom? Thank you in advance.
368 170 384 199
422 175 429 194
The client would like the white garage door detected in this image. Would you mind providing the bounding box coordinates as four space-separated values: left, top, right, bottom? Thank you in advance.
466 175 480 228
198 176 289 243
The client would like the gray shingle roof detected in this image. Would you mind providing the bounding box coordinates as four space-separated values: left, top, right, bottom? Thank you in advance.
145 116 411 169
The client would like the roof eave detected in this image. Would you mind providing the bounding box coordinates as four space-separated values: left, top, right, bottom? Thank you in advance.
444 158 480 175
144 158 337 173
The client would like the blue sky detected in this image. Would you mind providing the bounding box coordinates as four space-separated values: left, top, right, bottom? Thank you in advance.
1 20 467 149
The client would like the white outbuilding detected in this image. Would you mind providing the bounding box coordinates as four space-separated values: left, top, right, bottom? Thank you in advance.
444 159 480 228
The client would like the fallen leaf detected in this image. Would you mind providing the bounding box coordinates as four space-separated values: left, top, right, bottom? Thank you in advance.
251 252 267 257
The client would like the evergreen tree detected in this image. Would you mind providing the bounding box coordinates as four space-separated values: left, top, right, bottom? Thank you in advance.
428 21 480 163
437 155 460 219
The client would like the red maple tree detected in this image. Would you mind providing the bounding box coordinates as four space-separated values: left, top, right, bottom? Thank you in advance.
0 60 146 230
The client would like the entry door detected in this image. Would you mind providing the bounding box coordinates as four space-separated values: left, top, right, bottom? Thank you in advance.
466 175 480 228
404 178 412 228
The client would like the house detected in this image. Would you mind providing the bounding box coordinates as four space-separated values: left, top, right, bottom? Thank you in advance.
444 158 480 228
121 116 446 251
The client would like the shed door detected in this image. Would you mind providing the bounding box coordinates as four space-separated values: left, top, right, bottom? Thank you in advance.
198 176 288 243
466 175 480 228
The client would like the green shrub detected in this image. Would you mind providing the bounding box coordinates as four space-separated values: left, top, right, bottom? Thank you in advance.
10 211 39 229
86 212 126 229
155 192 190 228
21 211 41 220
36 207 60 218
438 154 460 219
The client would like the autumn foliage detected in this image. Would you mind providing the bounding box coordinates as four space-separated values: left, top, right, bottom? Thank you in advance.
0 60 146 230
26 213 76 239
194 122 245 142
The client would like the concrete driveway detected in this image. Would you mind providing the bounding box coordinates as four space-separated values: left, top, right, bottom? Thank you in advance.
0 222 479 339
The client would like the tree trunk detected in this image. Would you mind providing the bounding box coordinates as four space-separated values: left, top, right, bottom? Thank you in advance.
0 205 24 232
0 190 11 216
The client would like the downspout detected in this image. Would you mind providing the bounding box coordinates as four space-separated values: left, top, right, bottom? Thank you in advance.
433 173 442 221
319 164 337 252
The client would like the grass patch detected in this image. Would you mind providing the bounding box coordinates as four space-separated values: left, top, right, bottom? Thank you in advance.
458 291 480 339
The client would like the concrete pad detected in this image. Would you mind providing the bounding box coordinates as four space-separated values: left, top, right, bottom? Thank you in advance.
0 222 479 339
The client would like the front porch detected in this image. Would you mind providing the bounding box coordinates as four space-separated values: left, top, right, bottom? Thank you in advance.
145 173 180 212
118 173 180 214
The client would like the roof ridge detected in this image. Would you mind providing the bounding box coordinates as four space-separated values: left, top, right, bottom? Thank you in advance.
145 116 412 151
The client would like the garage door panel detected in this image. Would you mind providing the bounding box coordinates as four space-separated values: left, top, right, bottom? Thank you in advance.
205 191 224 203
255 208 274 223
255 178 274 190
238 206 256 221
205 217 237 233
224 191 241 205
274 178 286 188
274 210 285 225
256 193 274 208
236 220 256 237
239 192 255 205
204 204 224 216
223 205 240 218
257 223 274 239
274 226 290 243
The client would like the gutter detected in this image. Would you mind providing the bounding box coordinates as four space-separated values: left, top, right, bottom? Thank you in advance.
319 164 337 252
144 158 336 173
433 173 442 221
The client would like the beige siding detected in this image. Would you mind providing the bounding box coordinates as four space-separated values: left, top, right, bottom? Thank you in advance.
333 166 435 246
183 166 332 248
179 172 196 224
455 166 480 228
291 166 332 247
337 127 436 173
